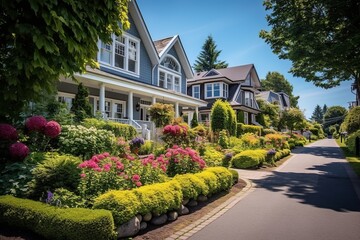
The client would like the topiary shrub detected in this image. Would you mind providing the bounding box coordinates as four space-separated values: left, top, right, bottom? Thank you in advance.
71 83 93 123
211 99 229 133
232 149 267 169
0 195 116 240
218 129 229 149
174 174 209 200
28 153 82 199
194 171 219 195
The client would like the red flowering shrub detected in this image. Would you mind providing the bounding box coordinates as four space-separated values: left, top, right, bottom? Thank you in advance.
0 124 18 141
164 145 206 177
162 124 194 148
25 115 47 132
9 142 30 160
43 121 61 138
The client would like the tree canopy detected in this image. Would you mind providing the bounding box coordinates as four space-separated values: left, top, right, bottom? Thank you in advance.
193 35 228 72
280 107 306 132
256 99 280 129
0 0 130 121
323 106 347 126
260 0 360 96
261 71 299 107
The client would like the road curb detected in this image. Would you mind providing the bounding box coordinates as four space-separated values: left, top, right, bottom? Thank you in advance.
165 178 255 240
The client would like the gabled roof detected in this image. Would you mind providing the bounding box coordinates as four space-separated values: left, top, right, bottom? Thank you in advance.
189 64 256 82
154 35 194 79
129 0 158 65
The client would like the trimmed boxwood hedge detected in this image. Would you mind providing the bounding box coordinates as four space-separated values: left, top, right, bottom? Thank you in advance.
0 195 116 240
83 118 137 140
232 149 267 169
174 174 209 200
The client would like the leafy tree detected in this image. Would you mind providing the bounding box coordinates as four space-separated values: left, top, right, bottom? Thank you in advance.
323 106 347 126
340 106 360 134
280 107 306 132
149 103 174 128
311 105 324 124
260 0 360 98
261 72 299 107
71 83 93 122
0 0 130 122
256 99 280 129
193 35 228 72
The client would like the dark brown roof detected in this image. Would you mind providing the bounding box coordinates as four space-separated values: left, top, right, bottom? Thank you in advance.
189 64 254 82
153 37 173 54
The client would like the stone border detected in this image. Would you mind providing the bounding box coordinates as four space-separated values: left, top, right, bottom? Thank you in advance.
165 178 254 240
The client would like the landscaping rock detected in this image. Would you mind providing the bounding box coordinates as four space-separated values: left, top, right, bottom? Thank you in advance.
182 198 190 205
167 211 178 221
143 212 152 222
140 221 147 230
178 205 190 215
197 195 208 202
117 216 140 238
151 214 167 225
187 199 198 207
136 214 143 222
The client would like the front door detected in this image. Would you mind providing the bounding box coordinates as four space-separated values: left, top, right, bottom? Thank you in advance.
140 106 149 121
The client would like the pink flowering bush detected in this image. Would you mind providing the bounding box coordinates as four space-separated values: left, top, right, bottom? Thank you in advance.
25 115 47 132
0 124 18 141
162 124 196 148
78 152 168 202
9 142 30 160
164 145 206 177
43 121 61 138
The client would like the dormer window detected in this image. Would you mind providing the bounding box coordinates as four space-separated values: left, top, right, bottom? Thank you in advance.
205 82 228 99
158 55 182 93
98 33 140 75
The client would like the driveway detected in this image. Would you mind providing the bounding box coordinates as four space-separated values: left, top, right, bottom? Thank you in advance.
188 139 360 240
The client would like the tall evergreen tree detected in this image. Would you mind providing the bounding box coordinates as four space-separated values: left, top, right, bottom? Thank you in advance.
261 71 300 107
193 35 228 72
323 104 328 116
71 83 93 122
311 105 324 123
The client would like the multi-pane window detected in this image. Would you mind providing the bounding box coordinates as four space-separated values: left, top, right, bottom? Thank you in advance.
158 55 182 93
205 82 228 99
244 91 254 107
99 34 139 75
159 72 165 88
174 77 180 92
96 99 126 119
192 85 200 99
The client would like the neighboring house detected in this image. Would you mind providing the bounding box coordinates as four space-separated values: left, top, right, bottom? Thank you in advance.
187 64 262 125
256 90 290 111
57 0 206 136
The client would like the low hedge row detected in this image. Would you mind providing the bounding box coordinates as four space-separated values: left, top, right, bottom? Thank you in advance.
93 167 234 226
83 118 137 140
0 195 116 240
236 123 262 137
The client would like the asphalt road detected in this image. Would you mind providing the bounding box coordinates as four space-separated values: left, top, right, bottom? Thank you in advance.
189 139 360 240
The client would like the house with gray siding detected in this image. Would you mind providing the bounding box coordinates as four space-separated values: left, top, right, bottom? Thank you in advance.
57 0 206 136
187 64 262 125
256 90 291 111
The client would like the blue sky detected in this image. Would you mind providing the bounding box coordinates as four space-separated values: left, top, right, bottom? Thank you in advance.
137 0 354 119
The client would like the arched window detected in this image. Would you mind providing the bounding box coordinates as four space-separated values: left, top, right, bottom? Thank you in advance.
158 55 182 93
161 56 180 72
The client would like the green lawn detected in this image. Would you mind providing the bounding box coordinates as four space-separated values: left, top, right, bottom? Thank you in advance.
336 138 360 177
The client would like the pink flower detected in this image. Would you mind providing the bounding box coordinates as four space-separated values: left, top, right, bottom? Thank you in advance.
124 175 129 180
126 154 135 161
103 163 111 172
0 124 18 141
135 181 142 187
103 152 110 157
43 121 61 138
78 162 87 168
132 174 140 182
97 154 105 160
25 116 47 132
9 142 30 160
80 173 86 178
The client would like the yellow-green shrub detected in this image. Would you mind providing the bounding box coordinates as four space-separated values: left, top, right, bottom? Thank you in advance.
232 149 267 169
133 181 182 216
240 133 261 149
203 146 225 166
205 167 233 191
174 174 209 199
93 190 140 226
195 171 219 195
237 123 262 136
0 195 115 240
83 118 137 140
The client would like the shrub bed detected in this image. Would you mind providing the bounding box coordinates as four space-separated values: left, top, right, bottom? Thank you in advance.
0 195 116 240
236 123 262 137
83 118 137 140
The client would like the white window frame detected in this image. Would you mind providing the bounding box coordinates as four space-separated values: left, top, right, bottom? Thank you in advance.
98 33 140 76
244 112 249 124
95 98 127 119
57 92 75 110
192 85 200 99
204 82 228 99
158 55 182 93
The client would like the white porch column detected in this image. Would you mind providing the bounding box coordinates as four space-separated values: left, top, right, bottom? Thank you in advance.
175 102 179 118
128 91 133 121
195 106 199 120
152 96 156 105
188 111 193 126
99 83 105 117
